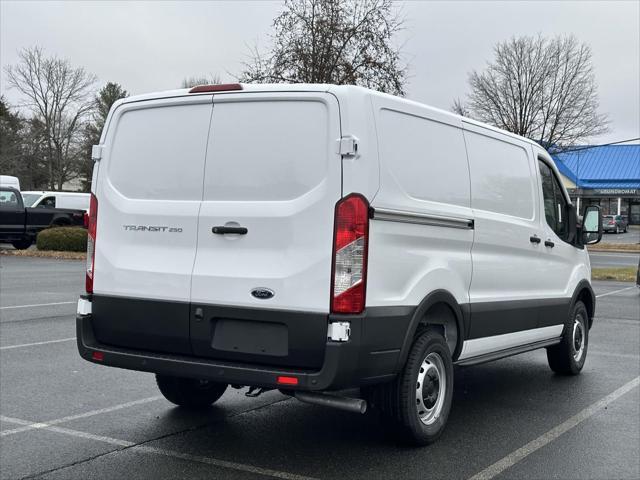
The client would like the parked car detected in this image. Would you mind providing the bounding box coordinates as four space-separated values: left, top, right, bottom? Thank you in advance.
76 83 602 446
21 191 90 212
602 214 628 234
0 187 85 249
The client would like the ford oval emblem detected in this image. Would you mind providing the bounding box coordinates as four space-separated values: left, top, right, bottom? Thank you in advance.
251 288 275 300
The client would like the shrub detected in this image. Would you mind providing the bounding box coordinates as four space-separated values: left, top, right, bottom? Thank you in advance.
37 227 87 252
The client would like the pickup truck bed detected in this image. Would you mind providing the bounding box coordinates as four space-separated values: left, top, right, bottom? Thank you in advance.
0 187 85 249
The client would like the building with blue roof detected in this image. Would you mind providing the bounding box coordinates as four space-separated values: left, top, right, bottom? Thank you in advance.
551 144 640 225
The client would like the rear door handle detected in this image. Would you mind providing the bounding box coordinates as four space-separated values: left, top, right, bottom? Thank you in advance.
529 235 541 244
212 226 248 235
545 240 555 248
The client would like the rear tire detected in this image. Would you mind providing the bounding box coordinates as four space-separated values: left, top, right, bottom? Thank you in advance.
366 328 453 445
11 237 32 250
547 301 589 375
156 375 227 409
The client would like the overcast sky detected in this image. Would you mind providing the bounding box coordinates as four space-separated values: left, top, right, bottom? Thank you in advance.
1 0 638 144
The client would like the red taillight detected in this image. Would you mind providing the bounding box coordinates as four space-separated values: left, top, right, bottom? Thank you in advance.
86 194 98 294
330 193 370 314
277 376 299 385
188 83 243 93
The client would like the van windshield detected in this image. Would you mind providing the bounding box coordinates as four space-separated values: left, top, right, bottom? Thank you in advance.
21 193 41 207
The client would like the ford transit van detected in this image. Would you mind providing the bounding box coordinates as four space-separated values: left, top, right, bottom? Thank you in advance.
77 83 602 445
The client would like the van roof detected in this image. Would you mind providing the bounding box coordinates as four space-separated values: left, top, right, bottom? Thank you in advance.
22 191 89 196
116 83 541 151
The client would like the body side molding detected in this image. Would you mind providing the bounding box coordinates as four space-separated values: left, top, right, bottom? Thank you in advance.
455 337 562 366
370 207 474 230
457 325 564 361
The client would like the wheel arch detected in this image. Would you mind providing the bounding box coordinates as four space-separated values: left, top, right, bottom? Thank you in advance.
571 280 596 328
51 216 71 226
396 290 467 371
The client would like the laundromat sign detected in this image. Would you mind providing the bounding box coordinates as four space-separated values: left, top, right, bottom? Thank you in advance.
591 188 638 196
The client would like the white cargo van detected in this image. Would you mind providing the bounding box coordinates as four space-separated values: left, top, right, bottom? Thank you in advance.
22 191 90 211
77 83 603 445
0 175 20 191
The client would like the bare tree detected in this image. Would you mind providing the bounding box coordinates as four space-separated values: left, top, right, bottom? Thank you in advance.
240 0 407 95
451 98 469 117
455 35 608 149
180 74 222 88
5 46 96 189
80 82 128 190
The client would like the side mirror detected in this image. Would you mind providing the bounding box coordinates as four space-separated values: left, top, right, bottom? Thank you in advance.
582 205 602 245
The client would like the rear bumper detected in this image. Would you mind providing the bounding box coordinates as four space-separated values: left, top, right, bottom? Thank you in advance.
77 303 413 391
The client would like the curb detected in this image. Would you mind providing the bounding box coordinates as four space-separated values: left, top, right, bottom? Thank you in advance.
588 248 640 254
0 249 86 260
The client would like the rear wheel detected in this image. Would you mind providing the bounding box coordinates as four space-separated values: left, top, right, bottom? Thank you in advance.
547 301 589 375
156 375 227 409
11 237 32 250
367 328 453 445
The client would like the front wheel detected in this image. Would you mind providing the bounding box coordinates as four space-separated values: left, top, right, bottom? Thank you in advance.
11 237 32 250
546 301 589 375
370 328 454 445
156 375 227 409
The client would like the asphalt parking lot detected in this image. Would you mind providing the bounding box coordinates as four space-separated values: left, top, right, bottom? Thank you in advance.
589 251 639 268
599 226 640 245
1 255 639 480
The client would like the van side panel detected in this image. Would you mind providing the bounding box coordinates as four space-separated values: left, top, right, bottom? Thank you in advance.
367 98 473 311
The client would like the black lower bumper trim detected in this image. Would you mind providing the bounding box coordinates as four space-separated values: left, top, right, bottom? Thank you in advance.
77 302 415 390
77 314 360 391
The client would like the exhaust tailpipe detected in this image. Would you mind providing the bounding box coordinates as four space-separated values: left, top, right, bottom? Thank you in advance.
294 391 367 414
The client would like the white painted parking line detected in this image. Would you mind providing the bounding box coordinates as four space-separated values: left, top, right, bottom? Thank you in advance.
596 286 637 298
467 376 640 480
1 415 318 480
0 337 76 351
134 445 319 480
1 396 163 436
594 317 639 326
0 301 75 310
1 416 132 447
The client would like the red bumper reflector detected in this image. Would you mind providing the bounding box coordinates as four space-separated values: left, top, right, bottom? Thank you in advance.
277 376 298 385
92 351 104 361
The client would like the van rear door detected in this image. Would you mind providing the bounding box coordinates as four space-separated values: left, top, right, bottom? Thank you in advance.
189 92 342 368
91 96 213 355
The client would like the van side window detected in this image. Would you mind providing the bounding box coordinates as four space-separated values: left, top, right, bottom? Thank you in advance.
539 160 568 241
465 131 535 219
40 196 56 208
